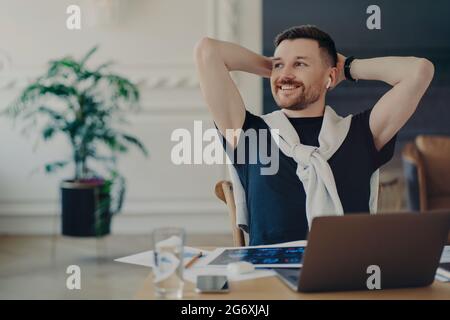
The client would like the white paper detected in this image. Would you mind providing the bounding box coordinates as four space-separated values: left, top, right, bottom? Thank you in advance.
439 245 450 263
115 246 275 283
114 246 207 268
435 246 450 282
152 251 181 282
155 235 183 249
435 273 449 282
261 240 308 247
115 241 304 283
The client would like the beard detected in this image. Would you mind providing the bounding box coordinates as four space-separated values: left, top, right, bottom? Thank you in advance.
272 80 322 111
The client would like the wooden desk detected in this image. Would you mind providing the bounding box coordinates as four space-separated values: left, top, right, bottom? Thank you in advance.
135 246 450 300
135 274 450 300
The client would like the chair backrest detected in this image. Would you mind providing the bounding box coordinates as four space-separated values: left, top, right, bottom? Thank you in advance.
378 177 403 212
214 180 245 247
402 135 450 245
415 135 450 198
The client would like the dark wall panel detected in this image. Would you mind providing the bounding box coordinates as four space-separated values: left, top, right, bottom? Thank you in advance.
262 0 450 145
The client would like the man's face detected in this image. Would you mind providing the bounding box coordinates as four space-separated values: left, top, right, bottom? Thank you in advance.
270 38 329 110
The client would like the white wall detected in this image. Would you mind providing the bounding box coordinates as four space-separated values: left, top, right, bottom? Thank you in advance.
0 0 263 234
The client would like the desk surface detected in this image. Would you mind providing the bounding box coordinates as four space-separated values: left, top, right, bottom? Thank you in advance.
135 274 450 300
134 246 450 300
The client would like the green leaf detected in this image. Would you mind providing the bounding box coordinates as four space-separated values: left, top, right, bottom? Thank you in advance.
40 83 78 97
45 161 69 174
42 126 56 140
121 134 148 156
94 61 114 72
106 75 140 104
38 106 66 122
47 58 81 79
80 46 99 67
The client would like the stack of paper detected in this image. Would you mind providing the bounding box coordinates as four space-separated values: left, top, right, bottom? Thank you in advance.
114 246 274 283
115 240 306 283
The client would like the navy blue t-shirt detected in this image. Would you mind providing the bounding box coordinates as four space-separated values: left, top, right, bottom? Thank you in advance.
219 108 396 246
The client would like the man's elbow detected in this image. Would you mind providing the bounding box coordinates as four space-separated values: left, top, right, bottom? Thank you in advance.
194 37 218 65
411 58 435 85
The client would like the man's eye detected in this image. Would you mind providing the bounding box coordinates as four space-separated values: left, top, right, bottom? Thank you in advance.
273 63 282 69
295 62 307 67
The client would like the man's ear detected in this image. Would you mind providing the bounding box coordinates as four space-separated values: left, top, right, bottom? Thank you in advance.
327 67 339 90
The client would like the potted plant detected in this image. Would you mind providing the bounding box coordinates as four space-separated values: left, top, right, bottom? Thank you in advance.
2 46 148 237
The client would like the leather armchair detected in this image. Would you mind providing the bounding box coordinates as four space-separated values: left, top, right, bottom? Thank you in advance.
402 135 450 243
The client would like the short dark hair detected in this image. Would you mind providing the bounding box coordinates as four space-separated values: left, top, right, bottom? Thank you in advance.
274 25 337 67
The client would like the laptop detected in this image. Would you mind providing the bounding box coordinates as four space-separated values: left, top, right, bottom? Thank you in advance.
273 211 450 292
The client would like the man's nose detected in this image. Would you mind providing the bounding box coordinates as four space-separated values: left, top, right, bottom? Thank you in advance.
279 69 295 81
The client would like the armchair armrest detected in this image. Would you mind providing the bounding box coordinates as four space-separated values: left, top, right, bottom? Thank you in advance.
215 180 245 247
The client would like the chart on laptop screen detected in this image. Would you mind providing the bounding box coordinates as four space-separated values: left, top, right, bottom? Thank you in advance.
207 246 305 267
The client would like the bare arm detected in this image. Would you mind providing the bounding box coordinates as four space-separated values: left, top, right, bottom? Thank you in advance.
194 37 272 147
347 56 434 150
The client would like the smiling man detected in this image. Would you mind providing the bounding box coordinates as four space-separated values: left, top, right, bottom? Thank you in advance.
194 25 434 245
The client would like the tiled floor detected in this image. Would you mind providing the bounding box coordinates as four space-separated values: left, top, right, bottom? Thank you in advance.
0 234 233 299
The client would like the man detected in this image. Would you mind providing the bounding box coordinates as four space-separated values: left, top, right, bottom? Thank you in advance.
194 25 434 245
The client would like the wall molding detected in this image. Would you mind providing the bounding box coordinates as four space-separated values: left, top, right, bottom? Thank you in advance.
0 65 199 91
0 198 223 216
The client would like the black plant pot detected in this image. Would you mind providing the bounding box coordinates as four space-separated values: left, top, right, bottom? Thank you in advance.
61 180 111 237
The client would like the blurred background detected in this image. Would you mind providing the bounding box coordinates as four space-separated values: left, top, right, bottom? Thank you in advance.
0 0 449 299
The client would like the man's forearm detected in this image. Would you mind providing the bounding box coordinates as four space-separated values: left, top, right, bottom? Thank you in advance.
347 55 434 151
350 56 434 87
198 38 272 78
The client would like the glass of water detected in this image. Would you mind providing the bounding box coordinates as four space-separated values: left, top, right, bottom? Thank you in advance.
152 227 186 299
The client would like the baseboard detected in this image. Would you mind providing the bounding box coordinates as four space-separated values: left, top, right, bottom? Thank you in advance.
0 211 231 235
0 199 231 235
